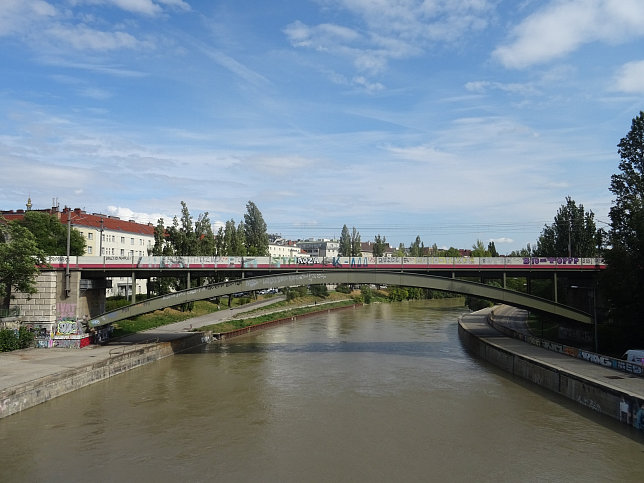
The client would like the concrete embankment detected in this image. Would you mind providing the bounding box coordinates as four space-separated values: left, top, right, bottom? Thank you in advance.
458 306 644 430
0 333 209 419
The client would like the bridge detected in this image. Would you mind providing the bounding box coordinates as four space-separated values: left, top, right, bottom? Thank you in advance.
20 255 602 334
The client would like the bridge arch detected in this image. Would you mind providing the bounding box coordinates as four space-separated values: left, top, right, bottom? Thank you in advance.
89 271 591 328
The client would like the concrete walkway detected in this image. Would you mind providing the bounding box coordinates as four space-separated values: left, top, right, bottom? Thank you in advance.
460 305 644 400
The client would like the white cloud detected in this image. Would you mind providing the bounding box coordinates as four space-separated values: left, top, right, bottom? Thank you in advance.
614 60 644 93
285 1 494 77
0 0 57 36
494 0 644 69
465 80 539 96
491 237 514 244
45 24 153 50
106 206 167 224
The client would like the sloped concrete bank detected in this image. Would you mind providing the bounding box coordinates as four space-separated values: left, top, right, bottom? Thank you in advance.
458 308 644 429
0 333 208 419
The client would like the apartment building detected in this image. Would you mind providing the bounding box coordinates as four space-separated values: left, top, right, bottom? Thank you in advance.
1 202 155 297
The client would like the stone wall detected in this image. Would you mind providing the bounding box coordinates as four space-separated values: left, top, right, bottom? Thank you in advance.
9 272 58 325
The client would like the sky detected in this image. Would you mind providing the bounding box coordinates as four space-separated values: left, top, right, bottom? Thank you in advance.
1 0 643 254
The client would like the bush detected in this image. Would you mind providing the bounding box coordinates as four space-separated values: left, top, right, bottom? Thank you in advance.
336 284 352 294
0 327 34 352
360 286 373 304
310 284 329 298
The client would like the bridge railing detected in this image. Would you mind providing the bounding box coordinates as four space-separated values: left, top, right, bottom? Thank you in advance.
44 255 606 271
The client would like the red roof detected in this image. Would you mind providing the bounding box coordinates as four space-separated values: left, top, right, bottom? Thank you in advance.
1 207 155 236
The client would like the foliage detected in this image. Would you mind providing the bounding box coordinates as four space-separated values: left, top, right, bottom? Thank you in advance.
508 243 535 257
284 286 308 301
17 211 85 256
309 284 329 298
335 283 352 294
360 285 373 304
0 220 47 310
350 227 361 256
442 247 461 257
339 225 351 256
409 235 424 257
0 327 34 352
243 201 269 256
603 111 644 330
535 197 600 257
470 239 489 257
372 234 387 257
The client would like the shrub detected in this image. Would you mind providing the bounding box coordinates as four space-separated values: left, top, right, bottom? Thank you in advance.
0 327 34 352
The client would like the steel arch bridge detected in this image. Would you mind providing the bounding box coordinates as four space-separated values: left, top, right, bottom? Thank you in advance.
89 270 592 328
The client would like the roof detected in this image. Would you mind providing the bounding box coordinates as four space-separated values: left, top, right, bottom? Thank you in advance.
1 206 155 236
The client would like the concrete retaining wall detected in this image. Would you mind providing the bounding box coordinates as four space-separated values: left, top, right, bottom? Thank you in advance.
0 333 207 419
458 320 644 428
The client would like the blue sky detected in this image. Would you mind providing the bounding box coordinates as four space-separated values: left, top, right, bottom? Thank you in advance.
1 0 643 254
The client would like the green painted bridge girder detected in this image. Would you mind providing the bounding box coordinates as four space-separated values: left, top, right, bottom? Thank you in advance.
90 271 591 327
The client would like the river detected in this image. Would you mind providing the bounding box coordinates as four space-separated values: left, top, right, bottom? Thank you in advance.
1 302 643 482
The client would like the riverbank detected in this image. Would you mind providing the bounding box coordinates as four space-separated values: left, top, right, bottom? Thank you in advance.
458 305 644 431
0 296 369 418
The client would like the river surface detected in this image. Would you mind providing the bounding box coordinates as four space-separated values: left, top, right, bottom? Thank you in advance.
2 302 644 482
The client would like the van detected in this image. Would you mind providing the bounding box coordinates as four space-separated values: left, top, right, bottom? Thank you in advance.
622 350 644 365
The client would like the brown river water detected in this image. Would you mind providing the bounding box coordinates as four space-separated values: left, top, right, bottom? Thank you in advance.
1 302 643 482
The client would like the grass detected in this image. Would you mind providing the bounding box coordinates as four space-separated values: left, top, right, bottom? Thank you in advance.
200 298 358 333
110 293 352 338
111 300 221 338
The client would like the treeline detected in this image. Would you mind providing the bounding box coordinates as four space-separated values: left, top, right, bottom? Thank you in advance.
151 200 269 257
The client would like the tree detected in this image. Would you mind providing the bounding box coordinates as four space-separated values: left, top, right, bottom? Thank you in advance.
350 227 361 256
471 239 489 257
243 201 269 256
0 220 47 310
18 211 85 256
373 234 387 257
339 225 351 256
487 241 499 257
604 111 644 329
195 212 216 255
409 235 424 257
535 197 600 257
508 243 534 257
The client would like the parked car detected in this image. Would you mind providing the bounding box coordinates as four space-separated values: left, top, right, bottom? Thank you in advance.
622 350 644 365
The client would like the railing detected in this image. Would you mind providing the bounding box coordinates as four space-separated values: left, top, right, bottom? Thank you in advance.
43 255 606 271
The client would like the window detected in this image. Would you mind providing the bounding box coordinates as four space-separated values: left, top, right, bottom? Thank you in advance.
120 249 125 256
130 238 134 245
88 233 93 240
87 246 92 254
121 237 125 244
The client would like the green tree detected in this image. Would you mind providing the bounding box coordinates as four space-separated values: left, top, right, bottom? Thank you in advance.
0 220 47 310
471 239 489 257
350 227 361 256
409 235 424 257
508 243 534 257
487 241 499 257
604 111 644 330
195 212 216 255
535 197 600 257
18 211 85 256
372 234 387 257
243 201 269 256
443 247 461 257
339 225 351 256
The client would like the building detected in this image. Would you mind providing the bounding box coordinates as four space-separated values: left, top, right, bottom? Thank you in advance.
268 241 305 259
295 239 340 258
1 201 155 297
